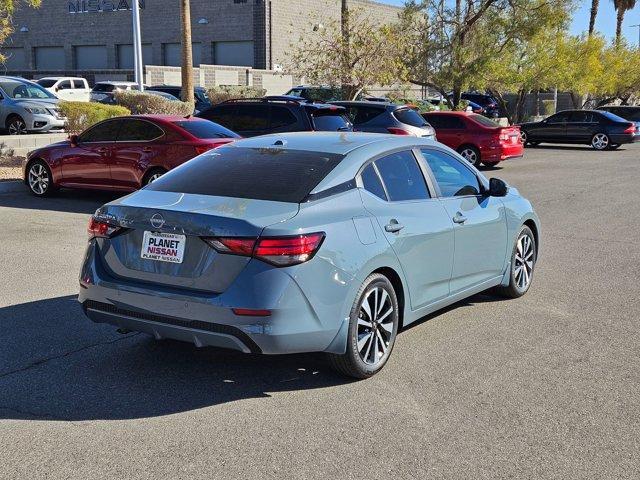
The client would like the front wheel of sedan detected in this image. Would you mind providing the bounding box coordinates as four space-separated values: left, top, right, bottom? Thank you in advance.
591 133 610 150
27 160 56 197
328 273 399 379
495 225 537 298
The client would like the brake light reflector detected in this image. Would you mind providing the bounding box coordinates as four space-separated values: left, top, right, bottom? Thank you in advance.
87 217 121 240
623 123 635 134
232 308 271 317
202 232 325 267
387 127 413 136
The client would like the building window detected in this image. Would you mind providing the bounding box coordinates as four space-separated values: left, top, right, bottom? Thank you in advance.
162 43 201 67
34 46 65 70
74 45 108 69
213 41 254 67
116 44 153 69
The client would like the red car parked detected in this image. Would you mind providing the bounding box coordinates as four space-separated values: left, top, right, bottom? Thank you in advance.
423 111 523 167
24 115 239 196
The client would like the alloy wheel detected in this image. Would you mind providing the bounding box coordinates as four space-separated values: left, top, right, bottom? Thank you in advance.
146 172 164 184
28 163 50 195
592 133 609 150
356 286 395 366
8 118 27 135
520 130 527 144
460 148 478 165
514 233 535 291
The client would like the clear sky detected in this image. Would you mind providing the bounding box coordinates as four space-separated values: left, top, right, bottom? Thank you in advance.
380 1 640 45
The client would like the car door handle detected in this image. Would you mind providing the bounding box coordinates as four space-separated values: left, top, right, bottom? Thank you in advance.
453 212 467 224
385 219 404 233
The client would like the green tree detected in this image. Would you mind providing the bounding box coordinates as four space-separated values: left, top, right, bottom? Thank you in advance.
0 1 40 64
288 5 407 100
400 0 572 109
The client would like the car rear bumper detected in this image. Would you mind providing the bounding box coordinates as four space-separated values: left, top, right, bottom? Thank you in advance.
610 133 640 144
481 143 524 163
78 241 353 355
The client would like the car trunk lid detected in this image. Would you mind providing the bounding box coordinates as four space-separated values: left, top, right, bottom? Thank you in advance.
94 190 299 293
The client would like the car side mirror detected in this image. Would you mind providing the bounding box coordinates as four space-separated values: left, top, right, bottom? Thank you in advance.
489 177 508 197
69 134 79 147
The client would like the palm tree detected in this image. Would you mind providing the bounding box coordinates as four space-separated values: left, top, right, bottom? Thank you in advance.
588 0 599 35
613 0 637 45
179 0 195 104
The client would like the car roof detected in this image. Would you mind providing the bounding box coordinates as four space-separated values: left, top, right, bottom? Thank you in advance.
331 101 398 109
38 76 84 81
0 76 35 82
424 110 472 116
127 114 205 122
95 81 137 85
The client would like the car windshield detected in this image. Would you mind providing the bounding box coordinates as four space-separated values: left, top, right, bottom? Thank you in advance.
394 108 429 127
92 84 114 92
147 146 344 203
172 120 240 139
470 114 500 127
0 80 56 99
36 79 57 88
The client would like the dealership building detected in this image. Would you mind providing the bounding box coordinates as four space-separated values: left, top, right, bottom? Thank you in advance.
2 0 401 83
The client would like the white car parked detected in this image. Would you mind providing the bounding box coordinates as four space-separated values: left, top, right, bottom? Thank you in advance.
36 77 91 102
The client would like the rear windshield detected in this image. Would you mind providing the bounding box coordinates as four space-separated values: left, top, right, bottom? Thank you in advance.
599 111 628 123
602 108 640 121
470 114 500 127
393 108 429 127
172 120 240 139
311 111 352 131
147 147 344 203
37 79 57 88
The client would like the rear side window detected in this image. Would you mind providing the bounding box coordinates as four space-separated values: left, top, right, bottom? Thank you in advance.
347 106 385 125
360 164 387 200
311 110 352 131
199 104 237 130
424 115 465 129
173 120 240 139
92 83 113 92
147 147 344 203
72 79 86 89
79 119 121 142
374 151 430 201
234 104 270 131
118 119 164 141
394 108 428 127
569 111 592 123
270 106 298 129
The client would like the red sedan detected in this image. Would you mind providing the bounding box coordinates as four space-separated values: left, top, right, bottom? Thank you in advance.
423 111 523 167
24 115 240 196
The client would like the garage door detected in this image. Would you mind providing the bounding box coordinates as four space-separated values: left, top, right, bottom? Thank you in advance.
2 48 26 70
34 47 65 70
117 44 153 69
75 46 108 69
162 43 201 67
213 41 254 67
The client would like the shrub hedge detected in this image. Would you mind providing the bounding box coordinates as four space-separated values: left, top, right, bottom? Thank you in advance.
113 91 194 116
59 101 130 133
206 86 267 105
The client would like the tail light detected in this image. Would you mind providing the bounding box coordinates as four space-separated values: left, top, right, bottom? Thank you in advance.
623 123 635 134
499 130 509 141
203 232 325 267
87 217 121 240
387 127 412 135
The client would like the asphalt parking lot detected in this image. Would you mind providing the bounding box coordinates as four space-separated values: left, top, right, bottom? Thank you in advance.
1 144 638 479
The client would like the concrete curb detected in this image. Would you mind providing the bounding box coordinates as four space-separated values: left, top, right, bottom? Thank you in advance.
0 180 25 194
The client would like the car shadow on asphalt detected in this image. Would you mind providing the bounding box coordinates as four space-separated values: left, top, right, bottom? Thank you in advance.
0 189 122 215
526 144 628 152
0 295 355 421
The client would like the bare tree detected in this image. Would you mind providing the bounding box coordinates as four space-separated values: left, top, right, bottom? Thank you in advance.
180 0 195 104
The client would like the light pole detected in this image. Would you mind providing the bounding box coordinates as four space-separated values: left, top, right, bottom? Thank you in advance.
131 0 144 91
630 24 640 48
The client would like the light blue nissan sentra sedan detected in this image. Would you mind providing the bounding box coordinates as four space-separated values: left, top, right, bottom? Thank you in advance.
79 132 540 378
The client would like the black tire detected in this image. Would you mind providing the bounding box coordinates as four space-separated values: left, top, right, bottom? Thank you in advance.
528 141 540 147
494 225 537 298
591 133 609 150
25 159 56 197
327 273 399 379
6 115 28 135
142 168 166 187
457 145 481 167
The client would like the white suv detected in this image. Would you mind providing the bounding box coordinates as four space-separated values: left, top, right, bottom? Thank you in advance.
37 77 91 102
